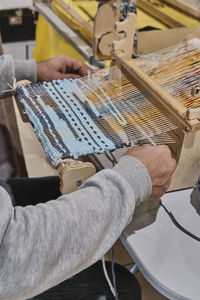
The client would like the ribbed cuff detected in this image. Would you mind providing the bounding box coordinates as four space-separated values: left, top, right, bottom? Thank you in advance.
114 155 152 206
14 59 37 83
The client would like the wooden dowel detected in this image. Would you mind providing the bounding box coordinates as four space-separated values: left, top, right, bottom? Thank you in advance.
53 0 93 40
137 0 185 28
162 0 200 19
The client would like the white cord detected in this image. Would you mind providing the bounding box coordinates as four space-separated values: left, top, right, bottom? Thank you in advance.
101 256 116 298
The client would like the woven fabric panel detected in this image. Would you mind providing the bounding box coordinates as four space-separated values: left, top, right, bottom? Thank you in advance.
16 69 177 167
16 80 120 166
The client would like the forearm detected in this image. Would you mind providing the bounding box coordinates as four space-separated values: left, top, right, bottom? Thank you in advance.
0 54 15 98
0 55 37 98
0 156 151 299
14 58 37 83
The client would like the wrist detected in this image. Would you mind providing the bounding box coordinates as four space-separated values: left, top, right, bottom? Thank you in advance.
114 155 152 205
14 59 37 82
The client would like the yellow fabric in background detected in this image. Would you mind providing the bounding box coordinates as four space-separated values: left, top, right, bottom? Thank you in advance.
32 0 98 62
32 0 199 62
144 2 200 28
32 14 85 62
137 9 168 30
51 0 97 43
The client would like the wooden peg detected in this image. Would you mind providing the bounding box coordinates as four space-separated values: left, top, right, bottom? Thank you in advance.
113 13 136 60
93 0 121 60
57 160 96 194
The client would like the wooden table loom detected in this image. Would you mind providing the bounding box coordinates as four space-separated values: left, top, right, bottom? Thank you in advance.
15 0 200 196
33 0 200 58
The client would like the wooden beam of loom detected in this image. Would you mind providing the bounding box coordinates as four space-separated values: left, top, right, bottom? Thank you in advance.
53 0 93 41
34 1 93 62
136 0 185 28
162 0 200 19
137 26 200 55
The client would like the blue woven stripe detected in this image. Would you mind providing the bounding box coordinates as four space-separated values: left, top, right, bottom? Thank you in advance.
42 81 116 157
54 80 116 149
18 93 62 165
19 85 71 156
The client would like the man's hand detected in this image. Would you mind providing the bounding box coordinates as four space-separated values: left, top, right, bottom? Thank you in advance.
124 145 176 199
36 55 88 82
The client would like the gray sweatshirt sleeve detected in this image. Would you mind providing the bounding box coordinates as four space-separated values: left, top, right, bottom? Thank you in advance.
0 156 151 300
0 54 37 98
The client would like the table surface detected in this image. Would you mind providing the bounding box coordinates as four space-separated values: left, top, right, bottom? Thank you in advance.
122 188 200 300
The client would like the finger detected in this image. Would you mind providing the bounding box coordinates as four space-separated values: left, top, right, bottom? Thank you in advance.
71 62 88 77
157 177 172 194
161 158 177 179
63 57 88 77
150 178 172 199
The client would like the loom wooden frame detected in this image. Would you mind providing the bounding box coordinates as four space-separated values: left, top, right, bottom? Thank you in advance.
136 0 185 28
17 0 200 191
162 0 200 19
